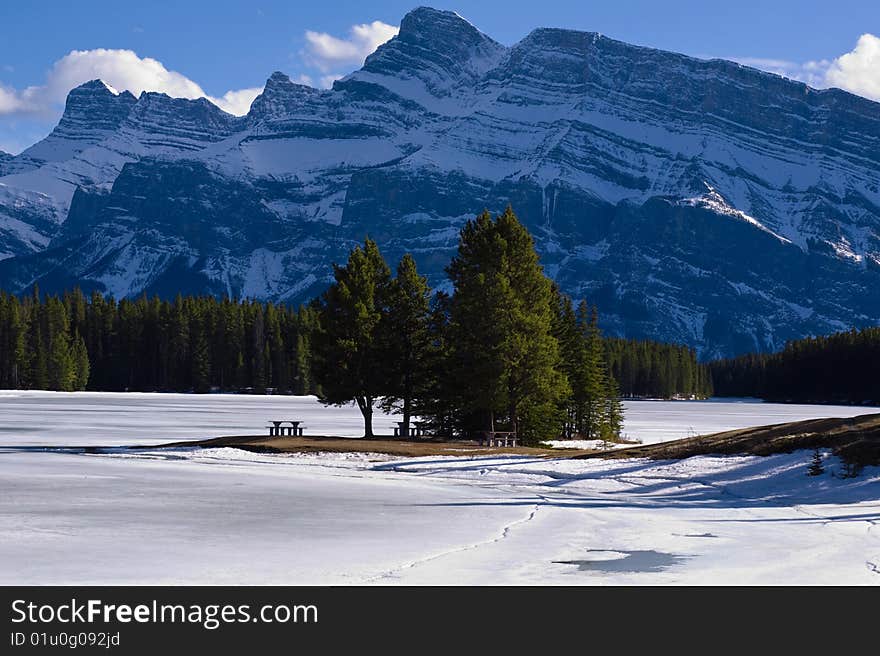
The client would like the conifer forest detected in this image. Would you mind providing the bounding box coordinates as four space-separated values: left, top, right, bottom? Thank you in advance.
0 208 715 442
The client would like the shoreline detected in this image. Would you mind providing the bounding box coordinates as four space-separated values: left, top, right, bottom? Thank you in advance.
155 434 601 458
159 411 880 465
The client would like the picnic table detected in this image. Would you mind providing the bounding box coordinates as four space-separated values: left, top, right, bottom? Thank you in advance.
267 420 305 437
478 431 518 447
393 421 431 438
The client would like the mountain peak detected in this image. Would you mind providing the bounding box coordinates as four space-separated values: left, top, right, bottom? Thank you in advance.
247 71 319 122
67 79 137 102
260 71 314 95
397 6 496 49
399 7 472 33
71 78 116 94
354 6 505 95
14 79 138 166
265 71 293 87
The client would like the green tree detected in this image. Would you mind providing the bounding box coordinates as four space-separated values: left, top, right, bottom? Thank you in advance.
379 254 433 437
602 373 625 445
71 331 90 390
807 448 825 476
550 287 581 438
313 238 392 437
446 207 568 444
44 297 76 391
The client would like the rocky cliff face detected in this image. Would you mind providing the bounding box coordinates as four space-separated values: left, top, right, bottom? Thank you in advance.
1 7 878 357
0 150 12 176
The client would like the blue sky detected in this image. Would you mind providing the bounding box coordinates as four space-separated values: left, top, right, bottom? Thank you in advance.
1 0 878 153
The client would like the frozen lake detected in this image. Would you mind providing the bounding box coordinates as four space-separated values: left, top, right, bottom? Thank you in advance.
0 390 877 447
1 447 878 584
0 390 878 584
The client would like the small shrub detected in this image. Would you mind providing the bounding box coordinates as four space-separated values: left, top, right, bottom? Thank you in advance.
807 448 824 476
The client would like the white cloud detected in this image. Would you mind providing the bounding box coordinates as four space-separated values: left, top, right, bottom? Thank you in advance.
0 48 263 117
0 84 27 114
303 21 398 72
826 34 880 101
44 49 205 102
209 86 264 115
725 33 880 101
319 74 343 89
729 57 831 88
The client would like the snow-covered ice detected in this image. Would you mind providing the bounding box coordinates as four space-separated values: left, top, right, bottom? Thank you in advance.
0 391 399 446
0 447 877 584
0 392 878 584
617 398 880 445
0 391 876 447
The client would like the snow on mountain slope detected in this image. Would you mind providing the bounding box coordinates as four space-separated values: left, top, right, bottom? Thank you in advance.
0 82 241 261
11 80 137 172
0 6 879 357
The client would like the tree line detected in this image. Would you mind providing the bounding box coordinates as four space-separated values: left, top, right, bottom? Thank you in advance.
606 338 713 400
708 327 880 404
0 289 317 394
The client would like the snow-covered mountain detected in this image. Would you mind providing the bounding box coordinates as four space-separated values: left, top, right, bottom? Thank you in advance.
1 6 879 357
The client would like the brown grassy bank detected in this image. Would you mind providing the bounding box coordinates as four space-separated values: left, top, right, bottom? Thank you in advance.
158 434 598 458
583 412 880 466
156 413 880 467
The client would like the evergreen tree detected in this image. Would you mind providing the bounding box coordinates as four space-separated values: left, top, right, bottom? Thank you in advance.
580 303 607 439
446 207 568 444
312 238 391 437
45 298 76 391
71 331 90 390
250 305 266 393
417 291 458 437
47 335 75 391
25 293 48 390
807 448 825 476
602 373 625 445
379 254 433 436
550 287 581 438
191 330 211 393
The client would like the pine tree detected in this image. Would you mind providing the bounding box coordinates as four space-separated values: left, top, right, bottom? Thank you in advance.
417 291 458 437
71 331 90 390
191 331 211 393
446 207 568 444
602 373 625 446
807 448 825 476
47 335 74 391
293 333 310 395
44 298 76 391
312 238 392 437
250 305 266 393
379 254 433 437
551 287 581 439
